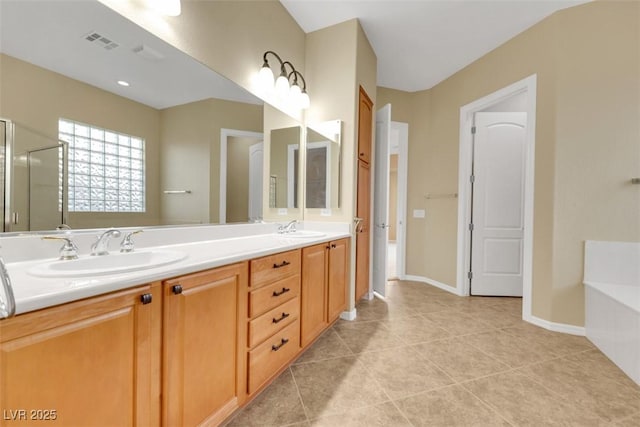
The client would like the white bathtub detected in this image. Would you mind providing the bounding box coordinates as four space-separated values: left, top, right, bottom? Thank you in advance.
584 241 640 386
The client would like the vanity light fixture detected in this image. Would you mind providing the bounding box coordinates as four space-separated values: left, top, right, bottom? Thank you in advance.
259 50 310 110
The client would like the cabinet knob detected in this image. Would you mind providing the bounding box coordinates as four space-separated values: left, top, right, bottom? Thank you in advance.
331 243 337 249
140 293 153 305
172 284 183 295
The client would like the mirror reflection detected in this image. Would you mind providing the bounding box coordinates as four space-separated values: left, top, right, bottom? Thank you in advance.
0 0 303 232
305 120 342 209
269 126 301 210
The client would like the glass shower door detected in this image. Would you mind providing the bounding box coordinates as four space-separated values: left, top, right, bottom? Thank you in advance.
28 144 66 231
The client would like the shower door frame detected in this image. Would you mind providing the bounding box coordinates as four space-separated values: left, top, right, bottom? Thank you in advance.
1 118 14 233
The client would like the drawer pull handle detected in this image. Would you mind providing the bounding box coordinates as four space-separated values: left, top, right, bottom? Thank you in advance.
273 260 291 269
140 293 153 305
272 287 290 297
272 338 289 352
172 284 183 295
272 312 290 324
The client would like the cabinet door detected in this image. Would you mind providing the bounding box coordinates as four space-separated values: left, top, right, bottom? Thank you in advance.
0 284 161 427
355 160 371 301
301 244 328 347
163 263 248 427
328 238 349 322
358 86 374 164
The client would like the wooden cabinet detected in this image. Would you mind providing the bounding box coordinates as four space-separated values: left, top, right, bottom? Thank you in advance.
162 263 248 427
358 86 374 164
355 160 371 301
247 250 301 396
301 238 350 347
0 284 161 427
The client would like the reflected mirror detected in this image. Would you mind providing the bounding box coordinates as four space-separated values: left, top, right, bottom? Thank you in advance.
269 126 301 210
305 120 342 209
0 0 302 232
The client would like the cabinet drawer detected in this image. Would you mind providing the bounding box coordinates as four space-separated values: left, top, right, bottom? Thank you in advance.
250 249 301 288
248 320 300 394
248 297 299 348
249 275 300 318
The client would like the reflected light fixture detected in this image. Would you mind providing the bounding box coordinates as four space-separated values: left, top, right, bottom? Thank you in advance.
117 80 130 87
153 0 181 16
259 51 310 110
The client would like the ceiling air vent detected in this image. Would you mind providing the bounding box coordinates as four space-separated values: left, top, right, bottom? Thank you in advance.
84 31 119 50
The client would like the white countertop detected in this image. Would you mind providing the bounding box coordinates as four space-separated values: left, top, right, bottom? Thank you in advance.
3 227 350 316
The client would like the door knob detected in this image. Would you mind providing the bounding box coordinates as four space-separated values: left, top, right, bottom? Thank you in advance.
376 223 391 229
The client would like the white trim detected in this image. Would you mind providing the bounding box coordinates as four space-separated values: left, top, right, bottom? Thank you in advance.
286 144 298 209
219 129 263 224
402 274 461 296
391 121 409 278
525 313 586 336
340 308 357 321
456 74 537 320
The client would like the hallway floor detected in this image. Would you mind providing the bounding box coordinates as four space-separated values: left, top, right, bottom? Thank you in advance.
225 280 640 426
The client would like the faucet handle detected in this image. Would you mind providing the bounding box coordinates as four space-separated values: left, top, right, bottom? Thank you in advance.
120 229 143 253
42 236 79 260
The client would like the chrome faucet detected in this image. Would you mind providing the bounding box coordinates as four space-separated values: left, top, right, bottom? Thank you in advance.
120 230 143 253
42 236 79 260
278 220 298 234
91 229 121 256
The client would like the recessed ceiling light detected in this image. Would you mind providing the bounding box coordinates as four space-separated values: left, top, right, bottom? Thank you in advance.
117 80 130 87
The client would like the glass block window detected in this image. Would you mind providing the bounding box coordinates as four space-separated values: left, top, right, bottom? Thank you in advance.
58 119 145 212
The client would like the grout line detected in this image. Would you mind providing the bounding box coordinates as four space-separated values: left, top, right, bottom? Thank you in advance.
289 366 311 424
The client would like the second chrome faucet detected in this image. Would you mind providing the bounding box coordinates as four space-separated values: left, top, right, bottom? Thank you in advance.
91 229 121 256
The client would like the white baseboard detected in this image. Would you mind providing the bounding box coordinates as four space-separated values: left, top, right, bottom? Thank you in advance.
340 308 357 321
401 275 461 296
525 314 586 336
364 291 374 301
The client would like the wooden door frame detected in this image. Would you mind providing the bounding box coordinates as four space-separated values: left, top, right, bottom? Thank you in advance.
457 74 537 322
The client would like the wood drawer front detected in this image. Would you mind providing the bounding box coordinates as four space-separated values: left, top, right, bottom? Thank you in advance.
248 320 300 394
249 275 300 318
248 297 299 348
250 249 301 288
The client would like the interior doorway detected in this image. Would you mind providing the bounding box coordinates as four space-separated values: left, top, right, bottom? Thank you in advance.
457 75 537 319
387 122 408 282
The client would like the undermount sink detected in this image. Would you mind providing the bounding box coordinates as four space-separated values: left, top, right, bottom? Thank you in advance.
280 230 327 239
28 250 187 278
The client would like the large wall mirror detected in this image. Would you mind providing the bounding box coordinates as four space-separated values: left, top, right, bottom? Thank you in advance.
305 120 342 210
0 0 303 232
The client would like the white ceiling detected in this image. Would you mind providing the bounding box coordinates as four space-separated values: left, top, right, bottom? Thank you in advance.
0 0 261 109
281 0 591 92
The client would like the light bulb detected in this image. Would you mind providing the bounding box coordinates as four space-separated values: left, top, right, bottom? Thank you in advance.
258 65 274 90
289 83 302 106
300 91 310 109
275 74 290 99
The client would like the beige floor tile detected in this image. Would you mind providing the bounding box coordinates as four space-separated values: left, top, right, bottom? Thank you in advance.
353 298 416 322
401 297 452 314
309 401 411 427
519 358 640 422
413 337 510 382
358 346 454 399
563 350 638 388
395 384 510 426
422 310 495 336
467 305 523 329
464 330 558 367
332 320 404 353
291 356 389 419
501 323 594 356
617 413 640 427
380 314 451 344
294 329 352 364
463 370 604 426
225 369 307 427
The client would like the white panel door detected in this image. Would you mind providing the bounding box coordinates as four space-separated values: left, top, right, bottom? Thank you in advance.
372 104 391 297
248 142 263 221
471 112 526 296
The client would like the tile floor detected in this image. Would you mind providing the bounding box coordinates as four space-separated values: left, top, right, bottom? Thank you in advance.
225 280 640 426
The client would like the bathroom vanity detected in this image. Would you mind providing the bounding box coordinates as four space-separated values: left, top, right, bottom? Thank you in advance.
0 227 349 426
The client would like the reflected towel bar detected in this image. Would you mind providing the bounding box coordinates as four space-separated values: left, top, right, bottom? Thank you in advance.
163 190 192 194
424 193 458 199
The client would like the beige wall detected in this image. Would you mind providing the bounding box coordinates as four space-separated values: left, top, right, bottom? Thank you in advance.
0 53 161 230
159 98 263 224
270 126 301 209
389 154 398 241
377 0 639 327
